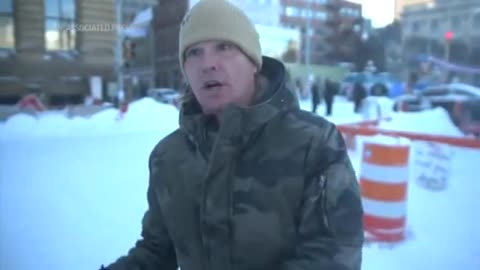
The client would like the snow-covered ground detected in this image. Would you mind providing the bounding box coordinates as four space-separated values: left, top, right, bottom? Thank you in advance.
1 97 479 270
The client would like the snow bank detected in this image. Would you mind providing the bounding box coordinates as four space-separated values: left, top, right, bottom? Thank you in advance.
380 107 464 137
121 98 178 133
362 96 395 121
0 98 179 140
3 113 37 134
36 112 75 136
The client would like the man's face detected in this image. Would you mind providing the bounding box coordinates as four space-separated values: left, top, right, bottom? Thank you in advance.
183 40 257 115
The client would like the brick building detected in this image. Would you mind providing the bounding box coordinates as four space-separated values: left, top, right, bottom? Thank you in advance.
0 0 118 105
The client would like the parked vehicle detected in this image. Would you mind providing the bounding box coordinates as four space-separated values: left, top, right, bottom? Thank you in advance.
393 83 480 137
458 99 480 138
147 88 181 108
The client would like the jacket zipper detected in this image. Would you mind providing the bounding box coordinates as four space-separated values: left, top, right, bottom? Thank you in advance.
319 174 330 231
226 147 240 270
189 132 210 270
199 126 225 270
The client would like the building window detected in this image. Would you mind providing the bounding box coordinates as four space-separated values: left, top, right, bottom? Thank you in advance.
0 0 14 49
430 19 438 32
44 0 76 51
285 6 299 17
340 7 359 18
301 9 310 18
412 21 420 33
315 11 327 20
353 24 361 33
474 13 480 28
451 16 461 28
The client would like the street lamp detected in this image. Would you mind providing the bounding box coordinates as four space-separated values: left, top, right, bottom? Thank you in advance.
115 0 124 99
444 30 454 62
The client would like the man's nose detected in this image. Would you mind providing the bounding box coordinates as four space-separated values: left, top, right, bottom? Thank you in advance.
200 50 219 72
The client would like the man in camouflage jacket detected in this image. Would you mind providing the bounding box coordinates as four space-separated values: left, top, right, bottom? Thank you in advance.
104 0 364 269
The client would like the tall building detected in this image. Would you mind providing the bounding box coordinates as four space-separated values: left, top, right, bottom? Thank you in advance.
0 0 157 105
0 0 117 105
394 0 434 19
279 0 362 64
400 0 480 85
402 0 480 57
121 1 158 100
153 0 189 90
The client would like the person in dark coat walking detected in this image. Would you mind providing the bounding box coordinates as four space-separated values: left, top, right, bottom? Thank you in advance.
310 80 320 113
324 78 335 116
102 1 363 270
294 78 303 99
352 81 367 113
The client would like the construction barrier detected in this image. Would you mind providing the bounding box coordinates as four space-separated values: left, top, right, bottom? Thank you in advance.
340 118 391 151
360 139 410 243
338 117 479 245
337 123 480 149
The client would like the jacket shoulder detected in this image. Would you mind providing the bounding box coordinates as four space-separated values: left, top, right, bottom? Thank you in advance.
285 109 347 173
149 129 186 165
287 109 337 140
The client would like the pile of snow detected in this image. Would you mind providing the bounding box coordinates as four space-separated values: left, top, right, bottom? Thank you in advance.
1 95 479 270
1 113 37 134
121 98 178 133
362 96 394 121
380 107 464 137
0 98 179 140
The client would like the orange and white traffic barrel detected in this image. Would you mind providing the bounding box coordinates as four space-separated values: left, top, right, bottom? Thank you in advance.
360 139 410 243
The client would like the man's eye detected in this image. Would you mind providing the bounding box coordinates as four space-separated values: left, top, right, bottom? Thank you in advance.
186 48 201 57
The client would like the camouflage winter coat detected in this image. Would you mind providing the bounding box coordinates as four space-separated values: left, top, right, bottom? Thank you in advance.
106 57 364 270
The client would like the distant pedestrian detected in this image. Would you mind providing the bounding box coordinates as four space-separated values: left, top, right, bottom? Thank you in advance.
310 80 320 113
324 78 335 116
294 78 303 99
352 81 367 113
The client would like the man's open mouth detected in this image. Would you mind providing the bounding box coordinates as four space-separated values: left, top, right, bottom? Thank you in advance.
204 80 223 89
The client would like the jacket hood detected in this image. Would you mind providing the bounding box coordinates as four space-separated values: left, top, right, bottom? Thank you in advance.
179 56 299 143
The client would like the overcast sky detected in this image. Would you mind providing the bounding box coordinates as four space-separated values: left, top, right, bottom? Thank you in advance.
349 0 396 28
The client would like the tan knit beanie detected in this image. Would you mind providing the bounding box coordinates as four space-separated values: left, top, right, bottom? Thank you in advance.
179 0 262 74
